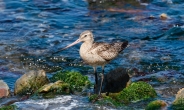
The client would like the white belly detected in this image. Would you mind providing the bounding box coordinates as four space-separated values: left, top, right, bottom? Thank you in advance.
79 43 107 66
80 52 107 66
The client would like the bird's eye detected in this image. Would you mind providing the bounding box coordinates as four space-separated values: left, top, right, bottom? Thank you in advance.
84 35 87 37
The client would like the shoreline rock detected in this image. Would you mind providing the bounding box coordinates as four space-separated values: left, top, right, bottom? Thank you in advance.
172 88 184 109
89 81 157 107
50 70 91 93
14 70 49 95
0 80 9 98
146 100 167 110
37 80 70 98
102 67 130 93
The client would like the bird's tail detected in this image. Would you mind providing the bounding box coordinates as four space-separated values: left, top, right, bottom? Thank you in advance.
112 40 128 53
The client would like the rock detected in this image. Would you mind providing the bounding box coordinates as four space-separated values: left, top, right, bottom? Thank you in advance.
160 13 168 20
101 67 130 93
50 70 91 92
89 81 157 107
0 80 9 98
116 81 157 104
14 70 49 95
38 80 70 95
174 88 184 101
172 88 184 109
145 100 167 110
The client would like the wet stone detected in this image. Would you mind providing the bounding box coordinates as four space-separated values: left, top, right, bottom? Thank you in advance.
0 80 9 98
172 88 184 109
14 70 49 95
38 80 70 95
146 100 167 110
101 67 130 93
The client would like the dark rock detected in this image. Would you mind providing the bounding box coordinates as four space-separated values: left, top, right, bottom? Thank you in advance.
90 81 157 106
101 67 130 93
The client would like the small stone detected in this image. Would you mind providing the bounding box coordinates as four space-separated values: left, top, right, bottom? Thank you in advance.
160 13 168 20
38 80 70 97
39 83 54 92
148 15 155 19
146 100 167 110
0 80 9 98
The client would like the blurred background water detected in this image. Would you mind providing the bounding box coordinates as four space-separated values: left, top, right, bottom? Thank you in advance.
0 0 184 109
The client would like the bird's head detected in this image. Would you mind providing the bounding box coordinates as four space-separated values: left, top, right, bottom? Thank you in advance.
61 30 94 50
79 30 94 42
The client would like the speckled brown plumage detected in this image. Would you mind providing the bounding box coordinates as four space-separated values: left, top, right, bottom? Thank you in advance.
91 42 128 62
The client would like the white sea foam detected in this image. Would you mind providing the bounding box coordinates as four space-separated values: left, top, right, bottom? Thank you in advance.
15 95 112 110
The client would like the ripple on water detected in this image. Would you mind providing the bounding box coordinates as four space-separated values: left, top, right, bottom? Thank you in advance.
0 70 21 90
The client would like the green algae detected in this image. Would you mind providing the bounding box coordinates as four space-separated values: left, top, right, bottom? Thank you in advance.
145 100 167 110
171 98 184 110
89 81 157 107
117 81 157 104
0 105 17 110
50 70 91 92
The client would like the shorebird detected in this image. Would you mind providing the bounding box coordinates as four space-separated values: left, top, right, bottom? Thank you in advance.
60 30 128 95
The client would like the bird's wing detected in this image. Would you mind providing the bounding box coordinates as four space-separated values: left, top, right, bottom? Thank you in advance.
89 42 121 61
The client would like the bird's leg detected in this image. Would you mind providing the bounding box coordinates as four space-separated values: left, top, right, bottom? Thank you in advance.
99 66 104 95
93 67 98 94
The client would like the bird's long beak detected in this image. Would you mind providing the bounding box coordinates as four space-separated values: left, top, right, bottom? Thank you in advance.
61 39 81 50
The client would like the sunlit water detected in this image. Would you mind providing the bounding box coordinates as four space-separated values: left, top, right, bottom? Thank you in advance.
0 0 184 109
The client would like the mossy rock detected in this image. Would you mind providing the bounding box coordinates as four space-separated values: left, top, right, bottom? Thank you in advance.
89 94 123 107
31 80 70 99
14 70 49 95
38 80 70 95
171 88 184 110
145 100 167 110
89 81 157 107
172 98 184 110
0 105 17 110
50 70 91 92
117 81 157 104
